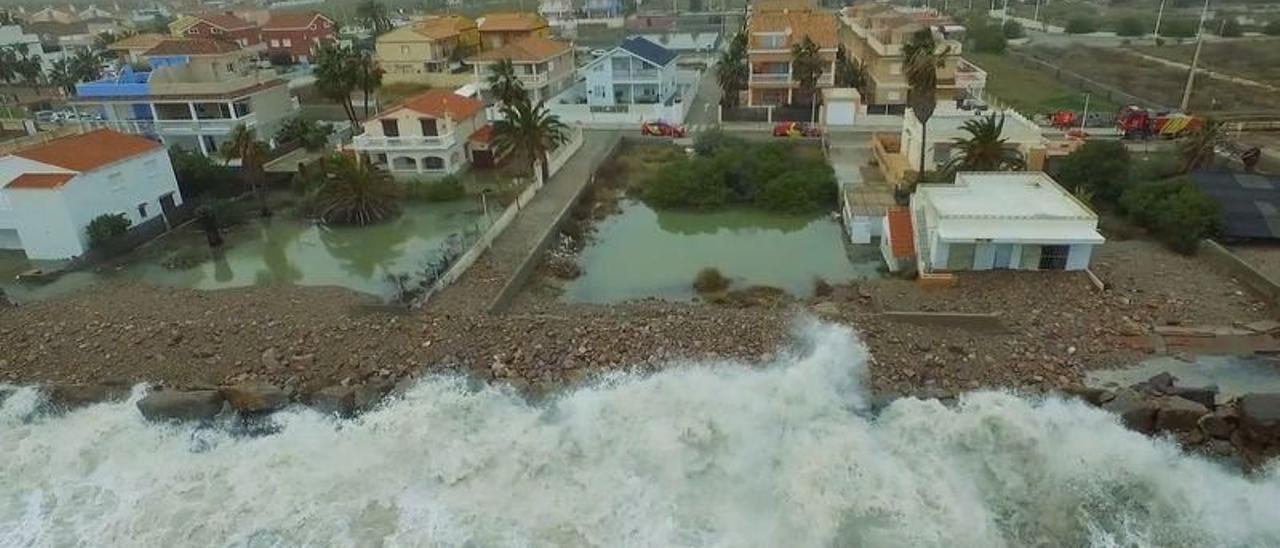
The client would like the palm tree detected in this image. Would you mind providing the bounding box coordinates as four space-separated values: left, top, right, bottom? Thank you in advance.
315 43 361 129
715 48 747 108
493 99 570 183
49 58 78 95
311 154 401 226
790 36 823 107
903 29 950 176
487 58 528 107
835 44 866 92
942 114 1026 174
1179 119 1224 173
356 0 392 35
220 124 272 217
354 50 383 119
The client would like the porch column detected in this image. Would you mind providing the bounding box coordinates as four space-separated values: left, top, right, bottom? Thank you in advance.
196 134 209 156
227 101 237 119
187 102 198 120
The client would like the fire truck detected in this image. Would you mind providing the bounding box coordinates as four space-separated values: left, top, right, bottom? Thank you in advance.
1116 105 1204 140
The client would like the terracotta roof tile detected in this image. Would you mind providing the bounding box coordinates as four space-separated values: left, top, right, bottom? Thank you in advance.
388 90 485 121
748 11 839 49
263 11 331 30
412 15 476 40
468 36 570 62
4 173 77 190
469 124 495 143
12 129 163 173
886 207 915 259
478 12 548 32
753 0 819 13
144 38 241 56
193 12 257 30
106 33 167 51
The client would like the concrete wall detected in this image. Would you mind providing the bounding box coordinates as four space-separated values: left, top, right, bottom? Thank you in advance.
1200 240 1280 305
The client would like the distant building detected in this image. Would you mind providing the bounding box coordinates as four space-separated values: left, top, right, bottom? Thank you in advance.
581 36 678 108
0 129 184 261
469 36 575 105
910 172 1104 273
352 90 493 178
838 4 980 110
539 0 576 25
261 11 336 64
105 33 167 63
900 109 1046 174
169 12 262 49
376 15 480 87
476 12 550 50
583 0 623 18
26 7 79 25
745 0 838 106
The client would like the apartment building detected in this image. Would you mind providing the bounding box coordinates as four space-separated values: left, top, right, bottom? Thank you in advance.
838 4 980 110
477 12 550 50
375 15 480 87
469 36 575 105
745 0 838 107
69 38 295 157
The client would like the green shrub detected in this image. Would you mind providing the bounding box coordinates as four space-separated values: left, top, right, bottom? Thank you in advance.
1119 179 1219 254
1053 141 1131 205
1267 20 1280 36
970 22 1008 53
1065 17 1098 34
693 267 730 293
638 142 835 213
693 128 743 157
1115 16 1147 37
170 146 240 199
404 176 467 202
86 213 131 247
275 117 334 151
1160 18 1199 38
1002 20 1025 39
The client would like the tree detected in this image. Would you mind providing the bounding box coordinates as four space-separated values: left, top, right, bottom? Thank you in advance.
86 213 132 248
1119 179 1219 254
1002 20 1025 39
492 99 571 183
354 50 383 118
487 58 528 107
1055 140 1131 204
1115 16 1146 37
715 47 747 108
1161 18 1199 38
904 29 949 175
1065 17 1098 34
790 36 823 106
357 0 393 35
276 117 335 151
314 43 361 129
310 154 401 226
942 114 1026 173
220 124 272 217
1214 18 1243 37
834 44 866 92
1179 119 1225 173
49 58 78 95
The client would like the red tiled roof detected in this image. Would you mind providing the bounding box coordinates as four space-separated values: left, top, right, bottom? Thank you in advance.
468 36 570 62
12 129 163 172
469 124 495 143
4 172 76 190
263 11 330 30
478 12 548 32
193 12 257 31
886 206 915 259
144 38 241 56
389 90 485 121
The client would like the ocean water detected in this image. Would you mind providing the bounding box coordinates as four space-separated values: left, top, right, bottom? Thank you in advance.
2 321 1279 547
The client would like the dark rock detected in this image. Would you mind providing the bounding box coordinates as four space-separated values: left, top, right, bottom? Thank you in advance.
1136 372 1176 394
1155 396 1210 432
353 382 391 413
221 383 289 414
136 390 224 422
1198 407 1238 440
1237 393 1280 442
308 385 355 418
1168 385 1217 409
45 383 131 410
1102 390 1159 434
1060 385 1115 406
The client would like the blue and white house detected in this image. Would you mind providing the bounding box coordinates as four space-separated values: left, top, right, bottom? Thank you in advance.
583 36 678 108
583 0 623 18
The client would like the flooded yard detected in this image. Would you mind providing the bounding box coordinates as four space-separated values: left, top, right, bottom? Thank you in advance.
0 201 488 303
562 199 882 303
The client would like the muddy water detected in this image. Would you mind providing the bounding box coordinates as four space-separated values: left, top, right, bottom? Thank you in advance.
564 200 883 303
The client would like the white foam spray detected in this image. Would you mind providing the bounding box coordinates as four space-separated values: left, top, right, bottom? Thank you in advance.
2 321 1279 547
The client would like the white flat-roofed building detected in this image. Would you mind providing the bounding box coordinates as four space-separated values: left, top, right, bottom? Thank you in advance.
910 172 1104 273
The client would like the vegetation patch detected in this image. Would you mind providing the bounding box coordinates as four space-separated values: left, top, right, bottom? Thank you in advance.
403 175 467 202
963 52 1117 114
86 213 131 248
693 267 731 294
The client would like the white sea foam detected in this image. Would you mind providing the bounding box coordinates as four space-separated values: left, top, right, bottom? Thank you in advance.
2 321 1279 547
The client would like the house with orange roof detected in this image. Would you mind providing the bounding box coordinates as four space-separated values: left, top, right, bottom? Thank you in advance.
468 35 575 104
170 12 263 49
745 0 839 106
838 4 978 109
351 90 496 178
375 15 481 86
104 33 168 64
261 11 337 64
0 129 183 260
476 12 550 50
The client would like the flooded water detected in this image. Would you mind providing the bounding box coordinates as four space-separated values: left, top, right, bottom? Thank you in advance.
4 321 1280 547
1088 354 1280 398
0 202 486 303
564 200 882 303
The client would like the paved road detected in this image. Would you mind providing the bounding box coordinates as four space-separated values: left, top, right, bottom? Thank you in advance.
430 130 622 313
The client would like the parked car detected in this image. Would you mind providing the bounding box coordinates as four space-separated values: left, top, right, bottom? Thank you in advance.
772 122 821 138
641 120 687 138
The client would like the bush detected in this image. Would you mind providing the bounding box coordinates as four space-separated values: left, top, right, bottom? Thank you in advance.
275 117 334 151
970 22 1008 53
693 267 730 293
638 142 836 213
692 128 743 157
1267 20 1280 36
86 213 132 247
1119 179 1220 254
1065 17 1098 34
1161 18 1199 38
204 198 247 229
404 176 467 202
1115 16 1147 37
1053 141 1131 205
170 146 241 199
1002 20 1025 39
1214 18 1243 37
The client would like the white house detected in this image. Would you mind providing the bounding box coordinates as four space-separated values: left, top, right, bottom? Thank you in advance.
352 89 492 178
0 129 184 261
901 108 1047 173
910 172 1104 273
582 36 678 108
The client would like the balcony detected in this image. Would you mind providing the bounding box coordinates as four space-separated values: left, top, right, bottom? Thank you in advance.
150 70 284 98
76 114 258 136
612 69 660 82
749 73 836 87
352 133 457 151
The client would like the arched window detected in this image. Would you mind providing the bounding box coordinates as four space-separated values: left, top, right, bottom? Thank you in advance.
391 156 417 171
423 156 445 170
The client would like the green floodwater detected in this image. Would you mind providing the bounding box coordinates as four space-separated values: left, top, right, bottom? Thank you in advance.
0 202 487 303
563 200 883 303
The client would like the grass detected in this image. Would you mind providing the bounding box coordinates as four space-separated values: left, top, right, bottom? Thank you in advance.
1005 0 1202 32
965 52 1119 115
377 82 434 105
1130 39 1280 89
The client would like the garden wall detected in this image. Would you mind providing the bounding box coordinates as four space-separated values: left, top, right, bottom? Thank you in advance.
1199 239 1280 305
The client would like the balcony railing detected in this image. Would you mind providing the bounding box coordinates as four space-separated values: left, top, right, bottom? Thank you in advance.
614 69 659 81
750 73 790 82
749 74 836 86
352 134 457 150
75 115 257 135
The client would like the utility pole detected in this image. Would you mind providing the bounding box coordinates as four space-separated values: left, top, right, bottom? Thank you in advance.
1080 93 1090 132
1154 0 1166 40
1180 0 1211 111
1033 0 1041 31
1002 0 1009 25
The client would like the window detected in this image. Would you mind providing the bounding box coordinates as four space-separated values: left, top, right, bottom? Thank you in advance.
381 119 400 137
226 63 235 72
137 202 149 218
933 143 952 165
423 156 445 170
270 39 280 47
420 118 438 136
756 33 785 49
946 243 975 270
282 38 292 47
889 62 902 75
887 91 901 101
1039 245 1070 270
0 193 10 211
400 45 411 55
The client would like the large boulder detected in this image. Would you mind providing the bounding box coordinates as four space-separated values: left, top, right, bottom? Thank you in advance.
1102 390 1160 434
307 385 355 418
1060 385 1115 406
1168 385 1217 409
1198 407 1238 440
136 390 224 422
1237 393 1280 443
44 383 131 411
1155 396 1210 433
220 383 289 414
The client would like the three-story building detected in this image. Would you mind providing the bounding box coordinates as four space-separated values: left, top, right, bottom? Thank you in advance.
352 90 491 178
745 0 839 107
376 15 480 87
469 36 575 105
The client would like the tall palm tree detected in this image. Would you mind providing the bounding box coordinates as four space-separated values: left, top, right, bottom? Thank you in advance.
493 100 570 183
49 58 78 95
903 29 950 176
354 50 383 119
1179 119 1224 173
220 124 272 217
790 36 823 106
943 114 1026 174
70 49 105 83
315 43 361 129
312 154 401 226
487 58 527 107
835 44 866 92
715 48 747 108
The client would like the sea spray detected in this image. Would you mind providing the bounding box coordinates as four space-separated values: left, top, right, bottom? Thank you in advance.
2 321 1279 547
